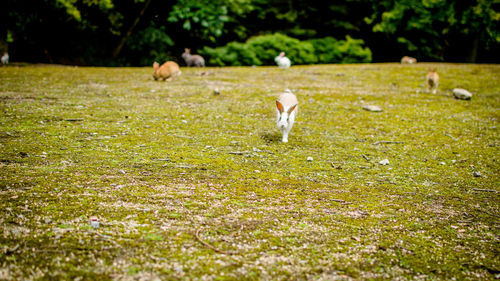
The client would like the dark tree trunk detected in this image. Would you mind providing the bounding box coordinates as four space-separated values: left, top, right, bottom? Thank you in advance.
44 49 54 64
466 34 480 63
112 0 152 59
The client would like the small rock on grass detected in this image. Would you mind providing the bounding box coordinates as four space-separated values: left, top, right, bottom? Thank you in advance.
363 105 382 112
453 88 472 100
473 171 482 177
379 159 390 165
90 216 100 228
307 156 313 162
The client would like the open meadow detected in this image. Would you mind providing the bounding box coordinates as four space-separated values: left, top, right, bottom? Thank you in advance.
0 63 499 280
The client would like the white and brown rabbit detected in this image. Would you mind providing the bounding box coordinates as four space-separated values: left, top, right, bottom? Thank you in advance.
401 56 417 64
275 52 291 68
182 48 205 67
276 89 298 143
153 61 181 81
426 68 439 94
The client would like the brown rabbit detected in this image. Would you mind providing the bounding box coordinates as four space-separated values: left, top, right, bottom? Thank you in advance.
182 48 205 67
426 68 439 94
401 56 417 64
153 61 181 81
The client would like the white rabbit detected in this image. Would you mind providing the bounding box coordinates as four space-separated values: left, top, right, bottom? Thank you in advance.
276 89 298 143
275 52 291 68
1 53 9 64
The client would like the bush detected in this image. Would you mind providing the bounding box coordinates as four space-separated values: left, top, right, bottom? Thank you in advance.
246 33 317 65
308 36 372 64
201 33 317 66
337 36 372 63
307 37 341 63
202 42 261 66
201 33 371 66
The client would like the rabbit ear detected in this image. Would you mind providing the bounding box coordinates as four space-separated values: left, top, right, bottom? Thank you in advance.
276 100 284 113
287 104 297 114
153 62 160 70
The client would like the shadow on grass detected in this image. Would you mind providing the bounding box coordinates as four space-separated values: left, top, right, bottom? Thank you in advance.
259 131 282 144
259 131 307 147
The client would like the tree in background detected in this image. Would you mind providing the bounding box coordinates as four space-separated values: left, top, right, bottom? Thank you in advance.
2 0 499 65
366 0 500 62
2 0 124 64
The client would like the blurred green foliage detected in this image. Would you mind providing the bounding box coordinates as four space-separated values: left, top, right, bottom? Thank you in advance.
308 36 372 64
367 0 500 61
126 23 175 66
201 42 261 66
201 33 371 66
2 0 499 65
246 33 317 65
168 0 230 42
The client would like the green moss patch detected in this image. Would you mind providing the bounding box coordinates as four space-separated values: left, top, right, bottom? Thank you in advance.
0 63 498 280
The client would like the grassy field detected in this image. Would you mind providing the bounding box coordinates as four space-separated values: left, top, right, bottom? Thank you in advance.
0 63 499 280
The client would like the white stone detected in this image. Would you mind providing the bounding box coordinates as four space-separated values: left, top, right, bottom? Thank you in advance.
174 266 183 273
453 88 472 100
90 216 99 228
379 159 390 165
363 105 383 112
307 156 313 162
